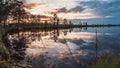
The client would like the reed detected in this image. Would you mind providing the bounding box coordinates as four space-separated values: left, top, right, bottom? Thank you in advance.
0 28 10 68
91 56 120 68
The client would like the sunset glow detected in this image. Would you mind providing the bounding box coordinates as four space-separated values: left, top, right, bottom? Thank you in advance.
1 0 120 68
23 0 102 19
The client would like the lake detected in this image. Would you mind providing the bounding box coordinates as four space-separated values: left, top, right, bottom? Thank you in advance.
5 27 120 68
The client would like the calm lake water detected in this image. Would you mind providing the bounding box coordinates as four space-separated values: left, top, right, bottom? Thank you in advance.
5 27 120 68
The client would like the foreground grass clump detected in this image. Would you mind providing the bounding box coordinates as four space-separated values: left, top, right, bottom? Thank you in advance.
0 28 32 68
0 28 10 68
0 28 9 60
91 56 120 68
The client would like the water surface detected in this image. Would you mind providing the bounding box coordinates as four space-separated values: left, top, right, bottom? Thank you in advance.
5 27 120 68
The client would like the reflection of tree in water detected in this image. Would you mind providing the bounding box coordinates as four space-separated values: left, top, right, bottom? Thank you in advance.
5 33 28 61
52 29 59 42
52 29 72 42
51 29 84 68
4 29 78 68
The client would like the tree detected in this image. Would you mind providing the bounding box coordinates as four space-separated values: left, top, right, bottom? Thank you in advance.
10 3 26 24
53 14 59 25
63 19 67 25
0 0 24 27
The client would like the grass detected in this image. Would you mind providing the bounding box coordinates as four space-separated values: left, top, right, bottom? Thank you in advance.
0 28 10 68
91 56 120 68
0 28 9 60
0 28 32 68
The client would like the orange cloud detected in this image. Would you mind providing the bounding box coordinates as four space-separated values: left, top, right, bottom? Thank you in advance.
23 0 102 19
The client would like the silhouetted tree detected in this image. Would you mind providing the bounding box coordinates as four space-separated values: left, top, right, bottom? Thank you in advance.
69 20 73 25
53 13 58 25
0 0 24 27
63 19 68 25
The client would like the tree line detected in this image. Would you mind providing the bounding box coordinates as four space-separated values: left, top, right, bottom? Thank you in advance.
0 0 25 27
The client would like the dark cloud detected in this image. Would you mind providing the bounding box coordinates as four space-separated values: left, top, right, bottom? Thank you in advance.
56 0 120 17
56 6 85 13
101 1 120 16
68 6 85 12
79 0 120 17
57 8 67 13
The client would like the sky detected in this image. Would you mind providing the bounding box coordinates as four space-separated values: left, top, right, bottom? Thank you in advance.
23 0 120 24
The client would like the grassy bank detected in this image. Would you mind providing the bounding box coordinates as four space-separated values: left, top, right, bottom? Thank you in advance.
0 28 32 68
0 28 10 68
91 56 120 68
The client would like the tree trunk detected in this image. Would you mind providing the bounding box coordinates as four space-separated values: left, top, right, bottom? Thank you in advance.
0 16 1 24
3 19 6 28
3 16 7 28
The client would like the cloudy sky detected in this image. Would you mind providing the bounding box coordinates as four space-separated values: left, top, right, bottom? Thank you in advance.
23 0 120 24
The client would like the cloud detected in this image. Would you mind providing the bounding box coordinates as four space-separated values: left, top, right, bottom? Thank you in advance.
68 6 86 12
102 0 120 16
79 0 120 18
57 10 102 19
23 0 120 20
56 8 67 13
23 3 45 10
23 0 101 19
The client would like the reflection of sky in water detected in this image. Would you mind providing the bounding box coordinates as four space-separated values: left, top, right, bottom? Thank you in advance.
26 32 97 57
24 31 97 68
74 27 120 34
7 27 120 68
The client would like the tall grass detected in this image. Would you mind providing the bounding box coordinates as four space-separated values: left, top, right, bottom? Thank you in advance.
0 28 32 68
0 28 9 60
0 28 10 67
91 56 120 68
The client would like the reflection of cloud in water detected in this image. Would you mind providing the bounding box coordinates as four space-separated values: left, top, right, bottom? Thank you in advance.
101 33 113 36
26 40 88 58
6 27 120 68
58 32 101 40
104 33 112 36
25 32 100 59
